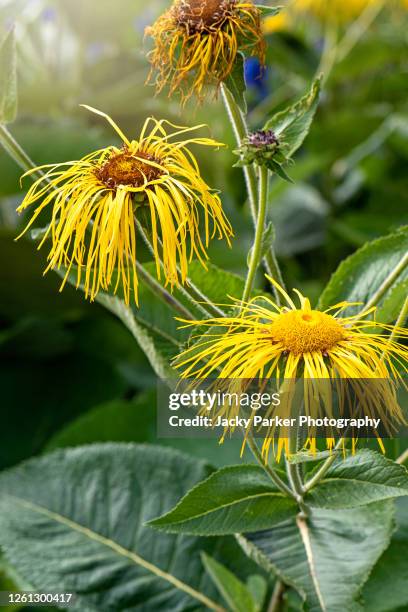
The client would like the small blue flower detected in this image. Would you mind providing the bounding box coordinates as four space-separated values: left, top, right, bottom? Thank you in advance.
244 57 269 99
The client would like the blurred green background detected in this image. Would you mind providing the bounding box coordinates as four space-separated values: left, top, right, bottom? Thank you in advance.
0 0 407 476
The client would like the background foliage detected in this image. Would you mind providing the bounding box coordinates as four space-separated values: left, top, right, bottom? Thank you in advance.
0 0 407 610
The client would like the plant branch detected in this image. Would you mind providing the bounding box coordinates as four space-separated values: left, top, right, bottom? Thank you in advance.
359 253 408 315
267 579 285 612
134 218 224 319
303 438 345 493
397 448 408 465
0 124 43 181
220 84 285 300
241 165 268 305
246 434 298 501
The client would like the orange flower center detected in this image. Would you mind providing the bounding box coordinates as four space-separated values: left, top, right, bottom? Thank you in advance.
270 309 346 355
175 0 236 30
96 150 163 189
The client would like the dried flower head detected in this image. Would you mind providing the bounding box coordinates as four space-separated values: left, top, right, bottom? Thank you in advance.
146 0 265 102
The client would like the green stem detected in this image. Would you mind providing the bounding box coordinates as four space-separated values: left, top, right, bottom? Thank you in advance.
220 84 257 219
360 253 408 315
303 438 345 493
396 448 408 465
0 124 44 181
267 580 285 612
135 263 195 320
0 127 197 321
220 84 285 300
134 219 223 319
389 296 408 344
241 166 268 305
246 435 298 501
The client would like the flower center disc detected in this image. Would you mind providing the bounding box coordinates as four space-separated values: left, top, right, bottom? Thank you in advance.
270 309 346 355
176 0 235 30
97 151 162 189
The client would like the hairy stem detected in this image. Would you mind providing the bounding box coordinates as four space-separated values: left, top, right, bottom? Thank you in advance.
135 262 194 320
241 166 268 305
220 84 285 300
360 253 408 314
246 435 298 501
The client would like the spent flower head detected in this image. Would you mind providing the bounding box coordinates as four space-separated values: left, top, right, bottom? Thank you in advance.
146 0 265 103
16 107 232 305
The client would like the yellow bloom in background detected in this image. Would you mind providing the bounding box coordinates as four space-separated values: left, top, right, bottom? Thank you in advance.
262 11 290 34
175 279 408 458
146 0 265 102
293 0 379 23
17 107 232 305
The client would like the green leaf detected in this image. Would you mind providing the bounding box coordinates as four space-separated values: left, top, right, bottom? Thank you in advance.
0 28 17 124
45 391 251 468
246 575 268 612
240 500 394 612
264 77 321 159
224 52 247 113
148 465 298 535
318 227 408 318
202 553 257 612
255 5 282 18
0 443 256 611
287 450 335 465
362 497 408 612
306 450 408 509
50 255 249 377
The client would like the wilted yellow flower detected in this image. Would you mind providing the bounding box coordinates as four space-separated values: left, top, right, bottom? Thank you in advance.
146 0 265 102
17 107 232 305
293 0 379 23
175 279 408 458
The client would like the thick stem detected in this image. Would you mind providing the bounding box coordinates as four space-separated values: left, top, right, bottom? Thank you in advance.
241 166 268 305
246 435 298 502
360 253 408 315
220 84 285 300
389 296 408 344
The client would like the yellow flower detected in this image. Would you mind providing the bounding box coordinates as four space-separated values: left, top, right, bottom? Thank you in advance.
16 107 232 305
175 279 408 458
293 0 379 23
146 0 265 103
262 12 290 34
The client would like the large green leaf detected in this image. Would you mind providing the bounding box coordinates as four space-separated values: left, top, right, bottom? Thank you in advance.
318 227 408 319
240 501 394 612
306 450 408 509
149 465 298 535
0 28 17 124
264 78 321 159
0 444 256 612
45 391 251 468
362 497 408 612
